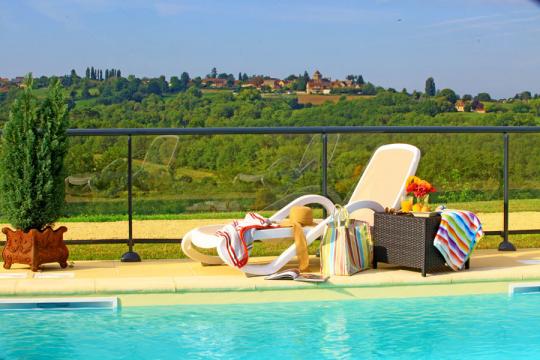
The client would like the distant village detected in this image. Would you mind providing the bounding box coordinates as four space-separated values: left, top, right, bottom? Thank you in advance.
201 70 362 95
0 76 24 93
0 70 363 95
1 69 533 113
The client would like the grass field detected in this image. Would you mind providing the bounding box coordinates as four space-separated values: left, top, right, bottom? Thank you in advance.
297 94 373 105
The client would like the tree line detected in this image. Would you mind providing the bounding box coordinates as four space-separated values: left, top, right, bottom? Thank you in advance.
0 78 538 214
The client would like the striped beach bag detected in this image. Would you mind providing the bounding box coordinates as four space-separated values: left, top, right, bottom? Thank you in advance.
320 205 373 276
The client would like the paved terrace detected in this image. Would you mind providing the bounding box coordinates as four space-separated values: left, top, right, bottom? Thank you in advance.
2 249 540 305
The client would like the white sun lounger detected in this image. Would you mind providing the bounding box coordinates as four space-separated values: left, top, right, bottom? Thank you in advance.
181 143 421 275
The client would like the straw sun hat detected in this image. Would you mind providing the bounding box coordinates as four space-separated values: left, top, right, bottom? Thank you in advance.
280 206 317 227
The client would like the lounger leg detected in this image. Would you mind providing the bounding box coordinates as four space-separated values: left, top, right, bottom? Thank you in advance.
181 234 225 265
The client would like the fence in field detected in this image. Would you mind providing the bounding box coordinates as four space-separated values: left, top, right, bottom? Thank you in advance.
3 126 540 261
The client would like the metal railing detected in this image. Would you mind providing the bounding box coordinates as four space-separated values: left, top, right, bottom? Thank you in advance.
6 126 540 260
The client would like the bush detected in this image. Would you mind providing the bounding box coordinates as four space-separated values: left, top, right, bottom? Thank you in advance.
253 189 276 210
0 76 69 231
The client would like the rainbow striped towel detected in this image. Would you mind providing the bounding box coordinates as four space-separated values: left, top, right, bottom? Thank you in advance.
433 210 483 271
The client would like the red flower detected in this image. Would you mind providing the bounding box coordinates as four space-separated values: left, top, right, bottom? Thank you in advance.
406 182 418 194
406 177 436 198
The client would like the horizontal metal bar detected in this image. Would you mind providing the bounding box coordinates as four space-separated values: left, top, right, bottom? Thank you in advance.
0 239 182 245
62 126 540 137
484 230 540 236
1 229 539 246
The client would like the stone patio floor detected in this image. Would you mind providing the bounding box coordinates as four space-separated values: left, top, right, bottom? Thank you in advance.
1 249 540 305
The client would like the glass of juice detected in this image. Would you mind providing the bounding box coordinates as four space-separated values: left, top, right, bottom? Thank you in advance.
400 195 413 212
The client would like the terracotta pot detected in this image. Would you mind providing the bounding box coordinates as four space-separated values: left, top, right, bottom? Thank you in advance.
2 226 68 272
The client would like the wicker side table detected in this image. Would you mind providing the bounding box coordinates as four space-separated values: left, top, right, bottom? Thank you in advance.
372 212 469 277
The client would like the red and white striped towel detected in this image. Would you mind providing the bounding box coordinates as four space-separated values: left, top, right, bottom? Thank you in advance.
216 213 277 268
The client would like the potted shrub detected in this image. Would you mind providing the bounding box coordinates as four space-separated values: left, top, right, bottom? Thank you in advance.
1 76 69 271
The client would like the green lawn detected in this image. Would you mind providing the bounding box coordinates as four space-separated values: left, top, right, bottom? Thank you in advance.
446 198 539 213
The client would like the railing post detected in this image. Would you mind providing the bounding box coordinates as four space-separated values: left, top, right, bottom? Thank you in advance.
321 133 328 218
498 133 516 251
121 134 141 262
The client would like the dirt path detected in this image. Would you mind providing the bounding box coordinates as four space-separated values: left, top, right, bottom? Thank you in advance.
1 212 537 240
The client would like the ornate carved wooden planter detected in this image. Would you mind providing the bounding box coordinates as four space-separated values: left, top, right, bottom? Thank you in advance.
2 227 69 272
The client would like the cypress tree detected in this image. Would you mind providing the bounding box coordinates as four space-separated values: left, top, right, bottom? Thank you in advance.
99 69 103 81
0 75 69 231
117 69 121 78
85 67 90 79
425 77 436 97
105 69 109 79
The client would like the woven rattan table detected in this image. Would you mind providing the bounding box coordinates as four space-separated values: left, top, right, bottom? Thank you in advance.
372 212 469 277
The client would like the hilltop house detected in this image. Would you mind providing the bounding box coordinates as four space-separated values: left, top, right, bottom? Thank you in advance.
306 70 332 94
261 78 281 90
455 100 486 113
474 102 486 113
278 80 289 88
241 77 264 89
11 77 25 87
0 77 9 93
455 100 466 112
331 79 359 90
201 78 228 88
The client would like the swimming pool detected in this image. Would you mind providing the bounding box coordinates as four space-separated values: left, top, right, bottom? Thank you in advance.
1 293 538 359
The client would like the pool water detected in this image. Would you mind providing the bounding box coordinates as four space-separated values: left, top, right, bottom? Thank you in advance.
1 293 539 359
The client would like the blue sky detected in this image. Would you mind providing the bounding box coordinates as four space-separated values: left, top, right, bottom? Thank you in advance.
1 0 539 98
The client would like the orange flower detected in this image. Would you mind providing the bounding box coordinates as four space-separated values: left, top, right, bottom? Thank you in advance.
406 177 436 197
406 176 420 187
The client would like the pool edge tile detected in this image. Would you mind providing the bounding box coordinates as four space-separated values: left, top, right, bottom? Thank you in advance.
95 277 176 294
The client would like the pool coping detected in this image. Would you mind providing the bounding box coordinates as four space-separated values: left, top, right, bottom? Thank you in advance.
0 277 533 307
0 273 538 296
0 281 518 308
3 248 540 303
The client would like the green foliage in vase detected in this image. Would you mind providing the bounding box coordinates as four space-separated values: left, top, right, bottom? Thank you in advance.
0 75 69 231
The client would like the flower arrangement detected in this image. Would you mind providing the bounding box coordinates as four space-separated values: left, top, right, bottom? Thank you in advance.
406 176 436 212
406 176 436 198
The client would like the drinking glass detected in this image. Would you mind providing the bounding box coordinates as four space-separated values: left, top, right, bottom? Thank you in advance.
400 195 413 212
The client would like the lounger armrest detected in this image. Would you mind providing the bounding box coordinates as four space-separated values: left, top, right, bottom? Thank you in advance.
345 200 385 214
269 194 335 222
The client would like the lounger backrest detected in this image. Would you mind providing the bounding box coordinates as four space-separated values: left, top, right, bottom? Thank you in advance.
347 144 421 224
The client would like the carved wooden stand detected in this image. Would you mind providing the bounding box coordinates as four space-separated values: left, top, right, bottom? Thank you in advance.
2 227 69 272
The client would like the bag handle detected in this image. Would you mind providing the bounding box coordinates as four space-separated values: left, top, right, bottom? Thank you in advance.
332 204 350 228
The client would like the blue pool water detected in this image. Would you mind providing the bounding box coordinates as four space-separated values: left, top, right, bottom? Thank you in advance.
1 293 539 359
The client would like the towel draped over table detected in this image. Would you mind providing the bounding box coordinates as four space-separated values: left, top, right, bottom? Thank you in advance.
433 210 483 271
